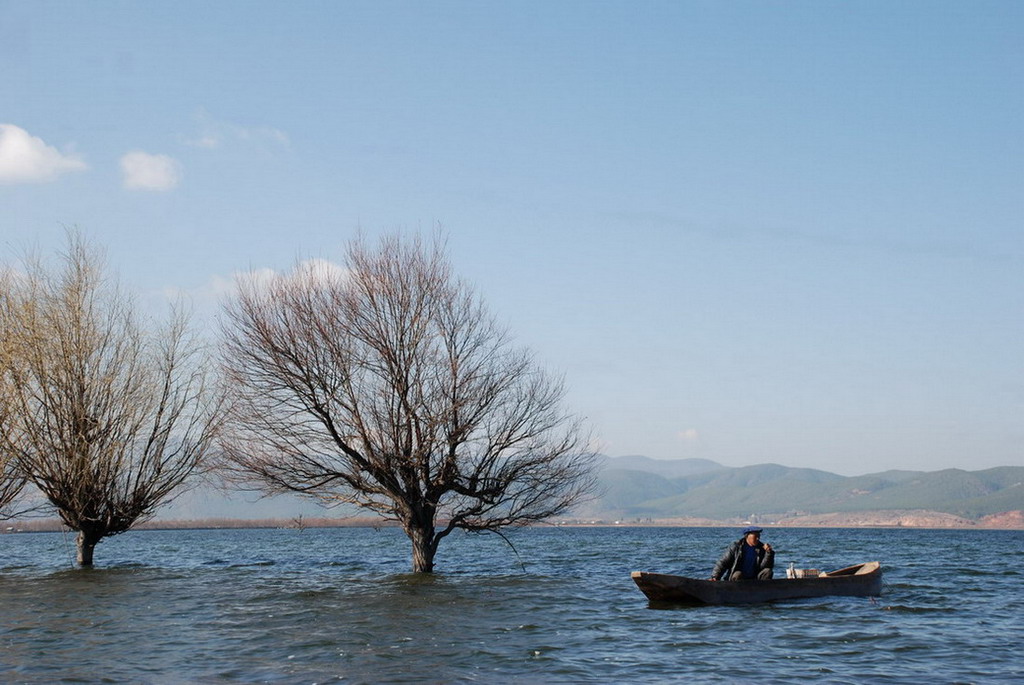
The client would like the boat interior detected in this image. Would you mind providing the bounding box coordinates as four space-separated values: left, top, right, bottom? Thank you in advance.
821 561 879 577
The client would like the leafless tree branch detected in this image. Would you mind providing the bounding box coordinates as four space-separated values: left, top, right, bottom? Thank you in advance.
0 232 225 564
219 233 597 571
0 273 27 516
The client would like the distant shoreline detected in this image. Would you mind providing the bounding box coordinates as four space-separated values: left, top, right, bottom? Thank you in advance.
4 509 1022 533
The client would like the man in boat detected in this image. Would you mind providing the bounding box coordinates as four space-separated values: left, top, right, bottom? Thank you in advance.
710 527 774 581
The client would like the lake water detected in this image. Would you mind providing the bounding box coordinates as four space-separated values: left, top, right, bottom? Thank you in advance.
1 526 1021 683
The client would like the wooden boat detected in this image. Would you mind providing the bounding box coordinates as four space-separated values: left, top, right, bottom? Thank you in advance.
631 561 882 605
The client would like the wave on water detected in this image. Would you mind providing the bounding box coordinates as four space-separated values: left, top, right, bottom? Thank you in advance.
1 526 1021 682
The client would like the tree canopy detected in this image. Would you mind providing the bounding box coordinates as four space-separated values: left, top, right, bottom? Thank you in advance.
220 234 596 572
0 234 223 564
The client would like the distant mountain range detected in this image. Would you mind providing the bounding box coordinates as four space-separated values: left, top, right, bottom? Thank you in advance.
576 456 1024 522
10 454 1019 530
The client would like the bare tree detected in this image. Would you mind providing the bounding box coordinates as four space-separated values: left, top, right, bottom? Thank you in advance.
0 414 26 520
0 270 28 517
220 234 597 572
0 234 223 565
0 457 24 519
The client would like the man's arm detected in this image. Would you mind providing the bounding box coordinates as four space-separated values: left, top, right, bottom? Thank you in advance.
761 542 774 570
710 546 734 580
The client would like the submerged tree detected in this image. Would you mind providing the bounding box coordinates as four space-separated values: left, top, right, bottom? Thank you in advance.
0 271 28 517
0 234 223 565
0 452 24 518
220 234 597 572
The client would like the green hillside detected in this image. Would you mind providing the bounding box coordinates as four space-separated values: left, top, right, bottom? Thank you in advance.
586 458 1024 520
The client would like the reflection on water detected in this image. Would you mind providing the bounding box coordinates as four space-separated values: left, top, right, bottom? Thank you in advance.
1 527 1022 682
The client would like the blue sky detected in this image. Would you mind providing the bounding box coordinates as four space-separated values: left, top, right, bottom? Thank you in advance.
2 1 1022 485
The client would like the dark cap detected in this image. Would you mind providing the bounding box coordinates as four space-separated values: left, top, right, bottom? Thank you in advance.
742 526 763 535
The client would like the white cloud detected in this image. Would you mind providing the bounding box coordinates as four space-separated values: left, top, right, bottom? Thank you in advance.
159 274 236 307
678 429 699 442
0 124 88 184
231 267 283 295
120 150 181 191
152 260 348 321
293 258 348 283
185 108 290 150
189 135 220 150
232 260 349 291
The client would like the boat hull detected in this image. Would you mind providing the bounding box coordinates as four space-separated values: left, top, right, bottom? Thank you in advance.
631 562 882 605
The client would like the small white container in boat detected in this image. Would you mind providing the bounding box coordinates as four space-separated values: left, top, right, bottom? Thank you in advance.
786 566 820 578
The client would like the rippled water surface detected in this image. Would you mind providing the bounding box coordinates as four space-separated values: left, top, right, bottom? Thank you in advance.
1 526 1021 683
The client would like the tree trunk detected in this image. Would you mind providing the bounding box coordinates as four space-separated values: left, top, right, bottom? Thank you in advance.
76 530 100 566
408 523 437 573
